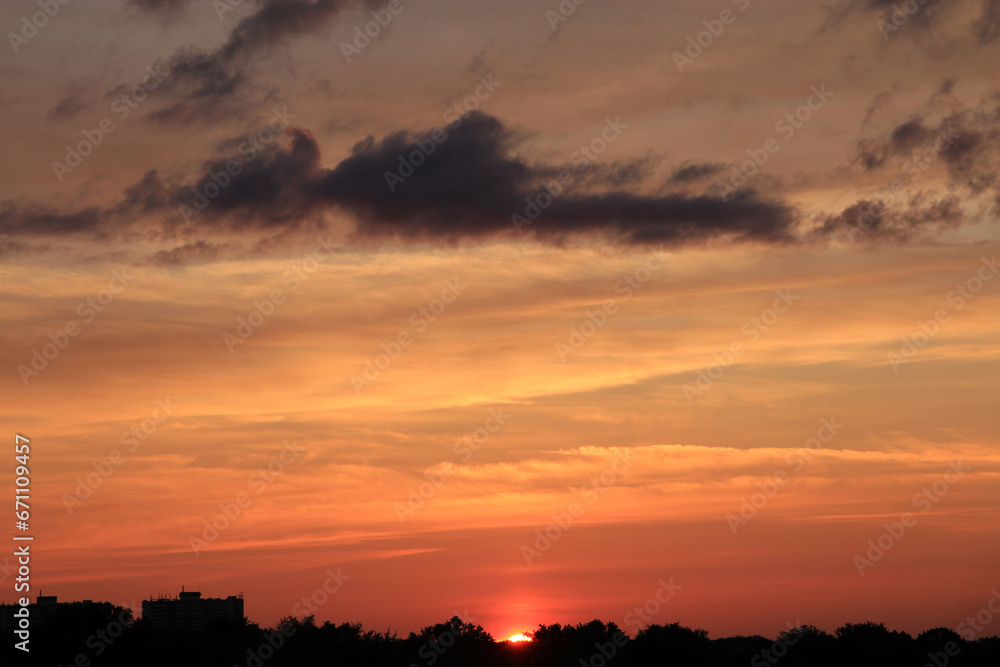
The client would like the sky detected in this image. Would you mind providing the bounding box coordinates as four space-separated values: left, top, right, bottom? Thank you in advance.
2 0 1000 642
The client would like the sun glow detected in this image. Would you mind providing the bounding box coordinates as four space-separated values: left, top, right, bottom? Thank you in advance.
506 634 532 643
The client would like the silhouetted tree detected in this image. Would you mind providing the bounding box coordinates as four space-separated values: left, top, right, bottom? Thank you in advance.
632 622 710 664
835 621 916 667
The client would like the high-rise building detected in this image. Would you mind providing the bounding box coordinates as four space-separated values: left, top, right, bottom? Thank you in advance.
141 589 244 633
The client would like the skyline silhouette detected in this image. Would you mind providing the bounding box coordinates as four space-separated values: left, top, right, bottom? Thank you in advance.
4 590 1000 666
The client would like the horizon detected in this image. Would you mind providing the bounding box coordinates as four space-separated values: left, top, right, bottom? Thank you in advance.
6 588 1000 643
3 0 1000 657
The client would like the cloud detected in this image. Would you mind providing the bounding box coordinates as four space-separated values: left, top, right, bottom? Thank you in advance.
861 84 903 127
140 240 231 266
128 0 191 14
0 201 104 237
125 0 361 124
855 116 953 171
974 0 1000 42
49 92 90 121
863 0 952 28
187 112 798 246
815 192 963 241
855 94 1000 197
824 0 998 43
821 91 1000 241
0 112 799 251
320 114 797 245
13 90 1000 255
937 98 1000 195
0 168 173 238
668 162 726 185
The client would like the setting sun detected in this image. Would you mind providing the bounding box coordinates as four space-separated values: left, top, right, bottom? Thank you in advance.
506 634 532 643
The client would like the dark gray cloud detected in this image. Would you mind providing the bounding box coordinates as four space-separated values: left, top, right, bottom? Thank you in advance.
824 93 1000 240
939 97 1000 195
813 89 1000 242
668 162 726 184
863 0 951 28
242 112 796 245
824 0 998 43
815 192 963 242
857 95 1000 199
140 240 230 266
0 201 104 237
857 117 954 170
974 0 1000 42
124 0 360 124
128 0 191 14
0 112 799 249
49 92 90 121
0 168 173 238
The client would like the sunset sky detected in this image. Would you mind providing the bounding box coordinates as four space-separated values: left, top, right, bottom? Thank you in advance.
2 0 1000 642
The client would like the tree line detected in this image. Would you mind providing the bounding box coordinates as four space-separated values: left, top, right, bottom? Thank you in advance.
5 602 999 666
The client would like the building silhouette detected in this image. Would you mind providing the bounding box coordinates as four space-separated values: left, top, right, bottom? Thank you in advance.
141 589 244 632
0 594 103 633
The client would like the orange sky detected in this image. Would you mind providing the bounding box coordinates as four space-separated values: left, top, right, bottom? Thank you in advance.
2 0 999 641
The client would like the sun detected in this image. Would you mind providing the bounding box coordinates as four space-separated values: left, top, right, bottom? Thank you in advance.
506 633 532 643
